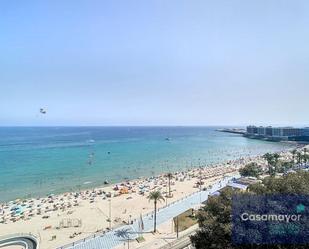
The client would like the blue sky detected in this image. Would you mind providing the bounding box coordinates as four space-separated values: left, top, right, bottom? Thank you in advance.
0 0 309 126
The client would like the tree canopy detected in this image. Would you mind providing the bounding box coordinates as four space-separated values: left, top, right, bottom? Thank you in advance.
239 162 262 177
190 171 309 249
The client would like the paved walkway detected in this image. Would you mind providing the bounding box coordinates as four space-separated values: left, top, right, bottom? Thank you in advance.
58 175 238 249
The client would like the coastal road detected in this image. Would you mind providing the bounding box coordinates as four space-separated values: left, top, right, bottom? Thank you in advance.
137 224 198 249
157 224 198 249
0 234 39 249
159 236 192 249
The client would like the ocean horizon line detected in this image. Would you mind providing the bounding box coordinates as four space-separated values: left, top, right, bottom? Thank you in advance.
1 124 308 128
0 125 246 128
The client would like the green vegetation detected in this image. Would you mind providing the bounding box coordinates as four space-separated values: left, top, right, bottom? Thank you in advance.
190 188 234 249
240 150 304 178
263 152 280 176
173 208 197 232
292 149 297 163
248 171 309 194
147 190 164 233
136 236 145 243
291 148 309 164
239 162 262 177
166 172 173 197
297 148 309 164
277 161 294 173
190 171 309 249
261 149 309 176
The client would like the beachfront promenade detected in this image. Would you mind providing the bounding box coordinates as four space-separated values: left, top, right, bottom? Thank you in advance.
58 174 238 249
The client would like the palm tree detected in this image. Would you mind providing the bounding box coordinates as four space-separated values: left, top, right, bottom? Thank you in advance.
291 149 297 163
148 191 165 233
304 148 308 163
166 173 173 198
263 153 275 176
272 153 280 173
273 153 280 163
281 161 292 174
296 152 302 164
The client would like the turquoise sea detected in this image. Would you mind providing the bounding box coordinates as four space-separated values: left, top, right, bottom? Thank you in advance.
0 127 293 202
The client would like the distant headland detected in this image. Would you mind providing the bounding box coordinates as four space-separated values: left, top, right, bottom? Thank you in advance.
218 126 309 142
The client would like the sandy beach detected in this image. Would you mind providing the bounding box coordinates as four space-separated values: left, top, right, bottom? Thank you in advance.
0 146 304 249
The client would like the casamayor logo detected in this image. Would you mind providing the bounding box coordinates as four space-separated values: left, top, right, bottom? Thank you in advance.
232 195 309 244
240 213 302 222
240 203 305 223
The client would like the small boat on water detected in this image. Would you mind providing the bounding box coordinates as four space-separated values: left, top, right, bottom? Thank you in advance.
165 137 170 141
104 180 109 185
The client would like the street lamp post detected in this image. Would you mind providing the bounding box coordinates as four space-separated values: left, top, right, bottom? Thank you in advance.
165 181 168 206
176 216 179 239
109 199 112 229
